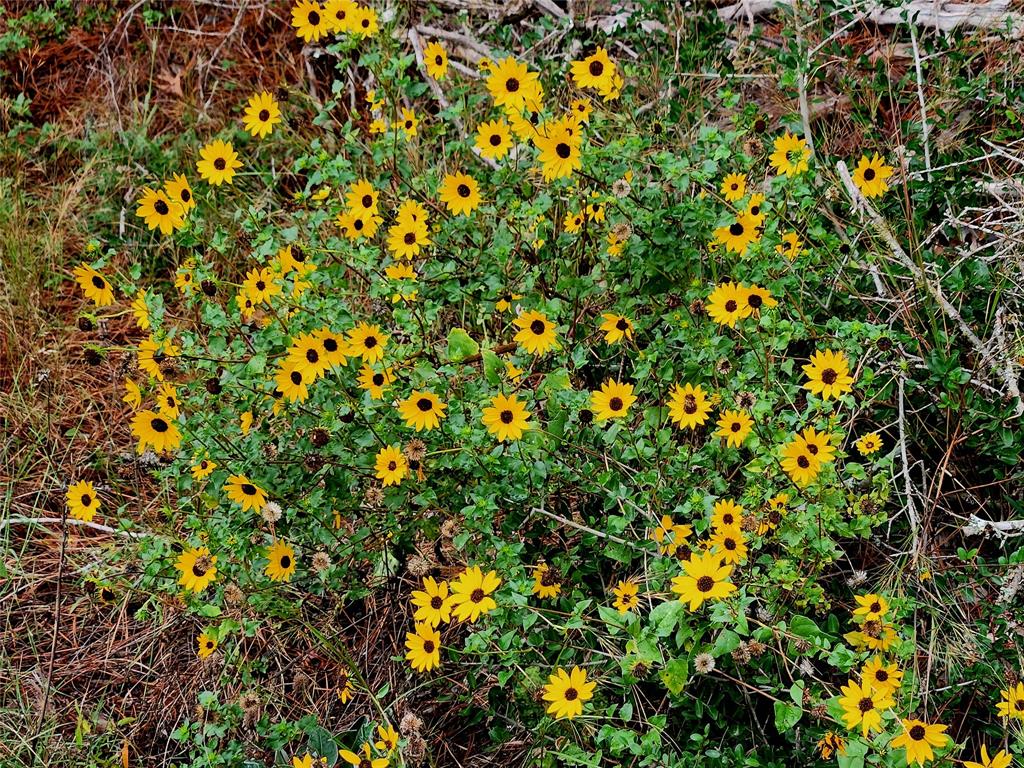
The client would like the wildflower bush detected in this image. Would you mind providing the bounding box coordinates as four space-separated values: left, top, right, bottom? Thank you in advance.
21 1 1024 767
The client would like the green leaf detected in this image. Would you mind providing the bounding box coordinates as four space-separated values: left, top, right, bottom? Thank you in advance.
306 726 338 766
648 599 685 637
773 701 802 733
660 658 689 695
446 328 479 362
482 348 502 385
713 629 741 656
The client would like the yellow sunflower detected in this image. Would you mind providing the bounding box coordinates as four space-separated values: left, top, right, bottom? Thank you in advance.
405 622 441 673
423 41 448 80
708 526 747 565
486 56 542 111
780 434 821 486
265 540 297 582
242 91 282 138
474 118 513 160
242 266 281 305
274 361 310 403
599 313 633 344
705 281 752 328
66 480 100 522
856 432 882 456
891 719 949 766
964 745 1014 768
721 172 746 202
400 107 418 138
398 391 447 432
386 217 431 259
132 409 182 454
776 231 803 260
439 172 482 216
713 213 760 255
611 579 639 613
838 678 893 736
542 666 595 720
175 546 218 592
136 187 186 235
123 377 142 409
350 5 378 38
590 379 636 421
667 383 712 429
324 0 356 33
770 131 811 176
996 682 1024 720
852 153 894 198
196 139 241 186
224 473 268 512
346 322 388 364
532 116 582 181
652 514 693 557
163 173 195 213
803 349 855 401
671 551 736 611
861 656 903 695
411 576 452 627
357 365 394 399
711 499 744 531
73 263 115 306
292 0 329 42
191 458 217 480
531 563 561 599
196 631 217 659
714 409 754 448
570 47 616 92
375 445 408 486
481 393 531 441
448 565 500 622
512 310 558 354
345 178 379 214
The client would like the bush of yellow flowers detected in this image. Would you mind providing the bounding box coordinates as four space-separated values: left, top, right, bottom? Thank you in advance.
62 2 1024 767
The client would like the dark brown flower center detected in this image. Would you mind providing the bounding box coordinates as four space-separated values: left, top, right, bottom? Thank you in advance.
154 199 170 215
91 275 106 289
609 397 623 411
616 318 628 331
530 319 546 335
730 421 741 432
589 59 604 76
500 410 514 424
422 640 435 653
416 397 434 412
683 395 698 414
258 109 270 122
431 596 443 609
797 455 810 469
435 55 443 65
858 697 874 713
214 157 226 170
241 483 257 495
748 294 763 309
555 142 571 159
372 373 384 386
362 194 374 208
180 189 191 202
540 568 558 586
505 77 519 93
280 555 291 568
821 368 838 385
470 588 485 603
724 300 737 312
723 538 736 551
863 167 876 181
306 349 319 363
909 725 925 741
404 232 416 245
363 335 377 348
308 10 320 24
151 417 169 433
696 575 715 592
722 513 734 525
387 461 396 471
489 133 502 146
457 184 471 198
729 222 744 236
81 493 92 506
875 670 888 682
564 687 578 701
290 371 302 385
256 280 266 291
323 338 338 352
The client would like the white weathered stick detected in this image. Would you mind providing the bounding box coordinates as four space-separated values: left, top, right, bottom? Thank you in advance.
836 160 1024 416
2 517 149 539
